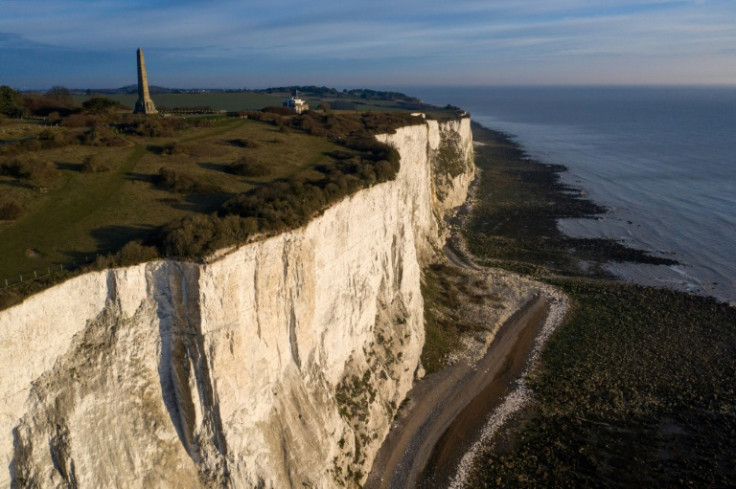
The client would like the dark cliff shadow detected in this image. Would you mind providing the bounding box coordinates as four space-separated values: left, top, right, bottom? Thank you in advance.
153 264 230 479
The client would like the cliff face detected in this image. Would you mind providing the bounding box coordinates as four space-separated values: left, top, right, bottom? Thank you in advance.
0 118 474 488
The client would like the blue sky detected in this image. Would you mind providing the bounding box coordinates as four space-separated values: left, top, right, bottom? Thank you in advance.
2 0 735 89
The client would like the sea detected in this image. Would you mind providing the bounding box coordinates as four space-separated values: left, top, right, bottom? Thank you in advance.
405 86 736 306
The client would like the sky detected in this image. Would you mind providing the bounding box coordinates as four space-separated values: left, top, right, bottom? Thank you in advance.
1 0 735 89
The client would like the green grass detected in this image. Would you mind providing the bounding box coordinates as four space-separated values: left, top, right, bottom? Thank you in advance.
0 117 340 282
462 123 736 487
72 90 460 117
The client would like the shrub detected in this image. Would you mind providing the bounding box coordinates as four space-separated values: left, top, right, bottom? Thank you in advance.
94 241 160 268
82 97 121 114
0 85 24 118
135 118 173 137
0 156 57 183
156 214 217 258
0 198 23 220
38 128 76 147
160 141 187 155
81 154 110 173
147 112 411 261
81 125 126 146
156 214 259 258
156 167 220 194
229 157 270 177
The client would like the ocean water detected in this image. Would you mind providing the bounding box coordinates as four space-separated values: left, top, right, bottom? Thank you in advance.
408 86 736 305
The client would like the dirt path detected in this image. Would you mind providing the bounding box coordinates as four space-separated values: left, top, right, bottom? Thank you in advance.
364 294 551 489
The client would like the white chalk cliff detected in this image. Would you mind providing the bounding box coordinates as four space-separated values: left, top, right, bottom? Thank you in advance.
0 118 474 488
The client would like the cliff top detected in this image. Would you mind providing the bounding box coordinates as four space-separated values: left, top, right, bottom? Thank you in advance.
0 104 459 309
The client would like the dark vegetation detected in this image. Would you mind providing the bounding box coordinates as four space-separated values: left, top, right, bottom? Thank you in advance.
156 166 221 194
155 110 416 258
0 198 24 220
80 154 110 173
228 157 270 177
462 123 736 488
0 156 58 184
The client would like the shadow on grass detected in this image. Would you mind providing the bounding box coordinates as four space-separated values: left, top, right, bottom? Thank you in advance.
125 172 156 184
0 179 34 190
170 192 232 214
56 162 83 172
89 224 159 254
198 162 231 174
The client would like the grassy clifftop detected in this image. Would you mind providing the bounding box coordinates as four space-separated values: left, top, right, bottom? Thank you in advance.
0 109 427 308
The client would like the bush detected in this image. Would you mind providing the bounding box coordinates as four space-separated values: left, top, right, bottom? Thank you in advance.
135 118 173 137
82 97 121 114
0 198 23 220
155 213 260 258
148 112 411 261
229 157 270 177
156 167 220 194
38 128 76 147
93 241 159 268
160 141 187 155
81 154 110 173
0 85 24 118
0 156 57 183
81 125 126 146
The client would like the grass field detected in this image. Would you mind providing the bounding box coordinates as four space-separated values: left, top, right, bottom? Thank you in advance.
72 91 446 115
0 117 339 284
462 123 736 488
73 92 284 111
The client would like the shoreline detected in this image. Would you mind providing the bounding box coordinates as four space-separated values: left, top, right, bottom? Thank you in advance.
367 120 736 488
364 126 572 489
458 122 736 487
364 290 563 489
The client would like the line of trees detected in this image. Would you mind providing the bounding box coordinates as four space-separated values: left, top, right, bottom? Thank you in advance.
0 85 122 120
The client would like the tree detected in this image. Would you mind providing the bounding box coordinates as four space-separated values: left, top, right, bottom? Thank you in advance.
0 85 24 118
45 86 75 107
82 97 121 114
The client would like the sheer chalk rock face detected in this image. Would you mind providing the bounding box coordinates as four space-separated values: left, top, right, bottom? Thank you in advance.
0 118 473 488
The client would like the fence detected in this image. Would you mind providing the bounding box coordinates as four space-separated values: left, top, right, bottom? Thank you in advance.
1 255 96 290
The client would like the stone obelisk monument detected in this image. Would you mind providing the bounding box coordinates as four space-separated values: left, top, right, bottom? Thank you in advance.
134 48 157 114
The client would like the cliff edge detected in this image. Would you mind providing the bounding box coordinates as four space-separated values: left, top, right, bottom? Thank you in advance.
0 118 474 488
